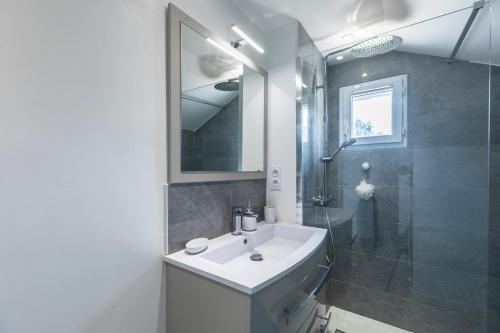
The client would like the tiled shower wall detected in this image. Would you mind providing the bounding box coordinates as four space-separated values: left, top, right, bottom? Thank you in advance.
167 179 266 252
324 51 500 332
181 97 240 171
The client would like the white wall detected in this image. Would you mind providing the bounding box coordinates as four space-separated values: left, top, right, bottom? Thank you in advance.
241 65 265 171
0 1 267 333
266 22 299 223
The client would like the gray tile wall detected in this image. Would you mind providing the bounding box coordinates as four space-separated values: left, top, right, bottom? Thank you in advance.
167 179 266 253
489 65 500 328
181 97 240 171
322 51 500 332
181 129 202 171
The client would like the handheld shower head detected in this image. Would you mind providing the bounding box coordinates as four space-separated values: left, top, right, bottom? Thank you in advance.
341 138 357 148
322 138 357 163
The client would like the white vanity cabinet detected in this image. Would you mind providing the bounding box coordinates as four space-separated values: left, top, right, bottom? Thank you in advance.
165 236 329 333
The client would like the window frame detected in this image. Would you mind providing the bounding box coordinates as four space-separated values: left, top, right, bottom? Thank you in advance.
339 74 408 148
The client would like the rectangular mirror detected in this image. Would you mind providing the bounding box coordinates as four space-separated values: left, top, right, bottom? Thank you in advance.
167 4 267 183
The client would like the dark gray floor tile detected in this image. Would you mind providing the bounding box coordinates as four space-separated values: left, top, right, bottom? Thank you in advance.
327 279 487 333
333 250 397 292
350 253 397 292
328 279 410 329
400 297 487 333
331 250 357 283
387 260 489 317
327 280 488 333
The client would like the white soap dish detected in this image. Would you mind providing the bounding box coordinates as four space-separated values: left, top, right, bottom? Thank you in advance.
185 238 208 254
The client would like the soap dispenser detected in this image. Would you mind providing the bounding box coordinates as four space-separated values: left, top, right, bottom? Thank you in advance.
242 201 258 232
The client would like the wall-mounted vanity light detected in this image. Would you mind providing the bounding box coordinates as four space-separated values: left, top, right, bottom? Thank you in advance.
230 24 265 54
206 37 244 62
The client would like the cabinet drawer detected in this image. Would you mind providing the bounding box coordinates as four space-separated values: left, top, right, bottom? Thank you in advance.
250 239 329 333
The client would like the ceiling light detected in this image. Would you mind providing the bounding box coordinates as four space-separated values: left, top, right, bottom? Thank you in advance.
362 73 368 77
342 34 354 41
336 55 344 61
231 25 265 54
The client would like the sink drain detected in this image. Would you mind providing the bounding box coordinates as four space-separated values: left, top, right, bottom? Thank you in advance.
250 253 263 261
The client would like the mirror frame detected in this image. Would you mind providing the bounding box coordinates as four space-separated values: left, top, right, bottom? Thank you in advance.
167 4 268 183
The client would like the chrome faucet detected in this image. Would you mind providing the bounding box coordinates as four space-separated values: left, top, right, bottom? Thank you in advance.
231 206 243 235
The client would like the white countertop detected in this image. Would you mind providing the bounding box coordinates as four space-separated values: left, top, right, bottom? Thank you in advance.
163 222 327 294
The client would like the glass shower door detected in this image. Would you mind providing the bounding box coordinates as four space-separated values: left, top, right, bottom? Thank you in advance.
298 2 499 331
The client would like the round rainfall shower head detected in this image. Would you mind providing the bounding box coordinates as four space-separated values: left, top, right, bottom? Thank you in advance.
350 35 402 58
214 79 239 91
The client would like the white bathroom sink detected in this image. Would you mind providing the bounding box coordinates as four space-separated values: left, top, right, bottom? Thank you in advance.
163 222 326 294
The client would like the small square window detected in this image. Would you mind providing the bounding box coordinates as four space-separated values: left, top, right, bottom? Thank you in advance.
339 74 407 148
351 88 393 138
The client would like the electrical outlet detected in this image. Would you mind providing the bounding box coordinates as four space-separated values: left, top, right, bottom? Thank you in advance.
270 166 282 191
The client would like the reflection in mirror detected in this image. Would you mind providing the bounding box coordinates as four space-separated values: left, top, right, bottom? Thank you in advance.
180 23 264 172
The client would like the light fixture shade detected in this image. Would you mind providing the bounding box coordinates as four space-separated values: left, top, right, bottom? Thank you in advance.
231 25 265 54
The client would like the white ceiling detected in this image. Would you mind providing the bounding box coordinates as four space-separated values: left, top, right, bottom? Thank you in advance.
230 0 493 62
326 6 493 65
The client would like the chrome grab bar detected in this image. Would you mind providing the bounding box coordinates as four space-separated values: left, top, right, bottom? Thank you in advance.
284 261 333 317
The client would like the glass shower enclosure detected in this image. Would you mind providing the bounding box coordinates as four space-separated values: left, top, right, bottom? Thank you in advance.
297 1 499 332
